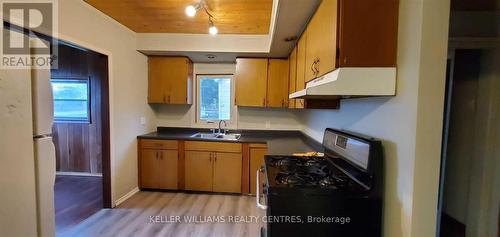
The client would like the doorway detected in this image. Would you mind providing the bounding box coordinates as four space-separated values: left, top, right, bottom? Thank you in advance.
437 48 499 237
51 41 111 234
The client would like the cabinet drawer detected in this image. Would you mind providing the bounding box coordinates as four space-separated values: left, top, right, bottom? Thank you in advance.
141 139 178 150
185 141 242 153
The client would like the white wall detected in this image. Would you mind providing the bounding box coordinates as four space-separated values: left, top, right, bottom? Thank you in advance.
57 0 156 204
0 68 38 237
297 1 450 237
155 63 302 131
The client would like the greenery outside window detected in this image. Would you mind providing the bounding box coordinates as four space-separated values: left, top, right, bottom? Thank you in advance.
51 78 90 122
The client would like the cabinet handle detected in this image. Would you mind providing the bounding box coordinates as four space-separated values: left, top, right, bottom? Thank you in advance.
214 153 217 162
168 95 171 103
314 58 320 76
155 151 159 160
262 98 266 106
163 95 166 103
209 152 212 162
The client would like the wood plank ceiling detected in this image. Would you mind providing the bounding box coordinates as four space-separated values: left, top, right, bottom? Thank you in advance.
84 0 273 34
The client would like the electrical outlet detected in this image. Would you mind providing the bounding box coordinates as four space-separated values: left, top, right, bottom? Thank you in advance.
265 121 271 128
140 116 146 125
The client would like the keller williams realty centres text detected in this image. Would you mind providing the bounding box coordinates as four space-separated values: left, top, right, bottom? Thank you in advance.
149 215 352 225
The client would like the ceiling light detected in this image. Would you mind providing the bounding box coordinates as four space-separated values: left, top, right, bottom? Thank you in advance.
185 1 218 35
209 25 218 35
208 18 218 35
185 4 198 17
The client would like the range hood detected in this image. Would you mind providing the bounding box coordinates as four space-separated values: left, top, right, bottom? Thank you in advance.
289 67 397 99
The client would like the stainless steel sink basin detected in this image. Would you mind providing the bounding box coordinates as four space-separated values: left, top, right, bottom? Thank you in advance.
190 132 241 141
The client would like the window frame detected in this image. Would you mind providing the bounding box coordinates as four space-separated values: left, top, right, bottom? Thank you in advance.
195 74 236 128
51 77 91 123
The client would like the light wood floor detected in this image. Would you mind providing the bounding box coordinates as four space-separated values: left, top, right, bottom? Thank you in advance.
59 191 264 237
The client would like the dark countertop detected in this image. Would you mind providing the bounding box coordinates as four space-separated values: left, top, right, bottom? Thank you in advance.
137 127 323 155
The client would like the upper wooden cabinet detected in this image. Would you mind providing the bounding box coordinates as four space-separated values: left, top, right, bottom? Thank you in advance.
288 48 297 108
305 0 338 81
235 58 290 108
148 56 193 104
303 0 398 82
267 59 289 108
295 34 307 109
235 58 268 107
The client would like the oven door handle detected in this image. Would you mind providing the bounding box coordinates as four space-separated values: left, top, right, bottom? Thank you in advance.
256 167 268 210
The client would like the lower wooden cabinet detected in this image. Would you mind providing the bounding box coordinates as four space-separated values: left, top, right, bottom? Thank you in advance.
213 152 242 193
249 144 268 194
185 151 242 193
139 139 264 194
185 151 213 191
140 149 178 189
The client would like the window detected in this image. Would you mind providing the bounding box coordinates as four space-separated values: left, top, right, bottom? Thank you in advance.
51 79 90 122
196 75 235 125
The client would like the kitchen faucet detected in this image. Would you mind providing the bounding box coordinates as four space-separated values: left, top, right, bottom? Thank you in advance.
218 120 228 134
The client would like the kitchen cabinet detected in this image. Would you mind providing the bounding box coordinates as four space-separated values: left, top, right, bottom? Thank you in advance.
148 56 193 104
249 144 268 194
305 0 338 82
288 47 297 108
295 33 307 109
235 58 290 108
267 59 289 108
301 0 398 82
184 141 242 193
213 152 242 193
139 140 179 190
185 151 213 191
235 58 268 107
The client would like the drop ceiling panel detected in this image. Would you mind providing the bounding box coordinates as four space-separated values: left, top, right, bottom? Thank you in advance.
84 0 273 34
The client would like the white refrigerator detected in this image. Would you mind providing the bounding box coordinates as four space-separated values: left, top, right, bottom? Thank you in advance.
31 39 56 237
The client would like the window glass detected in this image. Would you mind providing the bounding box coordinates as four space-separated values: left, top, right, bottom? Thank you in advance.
199 77 231 121
51 79 89 121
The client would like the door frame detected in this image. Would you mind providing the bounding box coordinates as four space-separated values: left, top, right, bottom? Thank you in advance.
4 22 113 208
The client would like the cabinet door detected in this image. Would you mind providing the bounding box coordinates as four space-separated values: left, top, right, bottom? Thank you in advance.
148 57 192 104
140 149 160 188
148 57 168 103
185 151 213 191
249 147 268 194
305 0 338 81
288 47 297 108
296 33 307 109
267 59 289 108
168 57 192 104
235 58 268 107
157 150 178 189
213 152 242 193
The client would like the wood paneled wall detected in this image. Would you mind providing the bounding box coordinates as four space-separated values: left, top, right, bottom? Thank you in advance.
51 44 106 174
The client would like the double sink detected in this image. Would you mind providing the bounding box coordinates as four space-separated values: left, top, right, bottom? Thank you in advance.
190 132 241 141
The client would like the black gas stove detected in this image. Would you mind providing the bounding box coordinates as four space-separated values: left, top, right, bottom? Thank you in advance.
266 156 362 192
257 129 383 237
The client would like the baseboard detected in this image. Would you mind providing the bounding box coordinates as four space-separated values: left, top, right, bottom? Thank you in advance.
56 171 102 177
114 187 140 207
